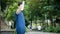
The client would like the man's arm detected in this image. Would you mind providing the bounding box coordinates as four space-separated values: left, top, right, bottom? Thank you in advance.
21 1 25 10
16 1 25 15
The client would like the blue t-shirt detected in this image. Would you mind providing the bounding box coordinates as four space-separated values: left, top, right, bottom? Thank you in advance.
15 11 25 34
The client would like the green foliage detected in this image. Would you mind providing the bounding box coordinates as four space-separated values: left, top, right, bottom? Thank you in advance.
43 26 60 33
2 0 60 32
14 29 17 34
54 26 60 33
3 0 60 21
6 3 18 21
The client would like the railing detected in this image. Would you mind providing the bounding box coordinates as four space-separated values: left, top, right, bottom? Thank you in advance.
1 29 15 34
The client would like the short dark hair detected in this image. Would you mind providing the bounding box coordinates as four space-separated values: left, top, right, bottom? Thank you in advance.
18 2 22 6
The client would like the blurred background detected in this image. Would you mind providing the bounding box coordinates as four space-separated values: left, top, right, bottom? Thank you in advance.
0 0 60 34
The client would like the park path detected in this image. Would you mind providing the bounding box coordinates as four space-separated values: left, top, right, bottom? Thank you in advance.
25 31 60 34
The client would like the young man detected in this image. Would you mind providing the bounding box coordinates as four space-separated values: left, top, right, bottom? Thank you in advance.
15 1 25 34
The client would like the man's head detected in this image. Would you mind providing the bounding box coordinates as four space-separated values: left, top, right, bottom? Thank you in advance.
18 2 22 6
17 1 25 10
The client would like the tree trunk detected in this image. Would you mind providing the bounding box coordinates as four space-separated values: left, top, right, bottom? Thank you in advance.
35 16 37 29
30 19 32 29
49 12 54 26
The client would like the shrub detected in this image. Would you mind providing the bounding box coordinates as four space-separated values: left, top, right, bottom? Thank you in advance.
42 26 60 33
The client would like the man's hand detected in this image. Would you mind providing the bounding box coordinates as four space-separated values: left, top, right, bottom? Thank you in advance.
16 8 21 15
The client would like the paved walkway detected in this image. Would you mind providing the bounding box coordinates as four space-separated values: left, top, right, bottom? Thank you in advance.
25 31 60 34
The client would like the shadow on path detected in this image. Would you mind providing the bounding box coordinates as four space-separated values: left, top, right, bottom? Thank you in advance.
25 31 60 34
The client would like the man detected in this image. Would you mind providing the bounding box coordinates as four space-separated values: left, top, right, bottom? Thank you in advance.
15 1 25 34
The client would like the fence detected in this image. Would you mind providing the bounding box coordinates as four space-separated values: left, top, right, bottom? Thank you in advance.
1 29 15 34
